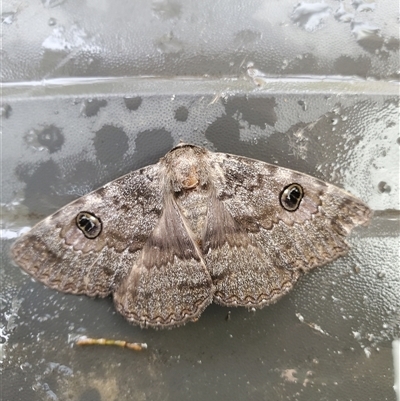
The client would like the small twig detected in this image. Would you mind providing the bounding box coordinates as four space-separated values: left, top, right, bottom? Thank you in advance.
76 337 147 351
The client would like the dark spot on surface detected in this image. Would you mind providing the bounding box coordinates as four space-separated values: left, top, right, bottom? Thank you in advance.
82 99 107 117
94 125 129 164
334 55 372 78
133 129 174 169
206 116 286 166
298 100 307 111
356 33 385 54
280 184 304 212
283 53 319 75
378 181 391 193
206 115 320 173
124 96 142 111
76 212 102 239
1 104 12 118
37 125 64 153
65 159 99 192
205 116 241 154
16 159 68 215
174 106 189 122
384 36 400 52
224 97 277 128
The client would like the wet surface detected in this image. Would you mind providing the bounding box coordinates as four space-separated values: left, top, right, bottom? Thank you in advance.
2 1 399 400
3 83 399 401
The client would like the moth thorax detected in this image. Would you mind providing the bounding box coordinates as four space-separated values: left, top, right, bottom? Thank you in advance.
171 160 206 191
180 165 199 189
165 145 210 192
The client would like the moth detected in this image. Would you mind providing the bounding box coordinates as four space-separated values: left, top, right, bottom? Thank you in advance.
11 144 372 329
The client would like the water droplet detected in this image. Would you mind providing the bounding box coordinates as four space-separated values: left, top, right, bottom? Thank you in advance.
1 12 15 25
48 17 56 26
298 100 307 111
351 21 381 42
291 2 331 32
20 362 32 372
363 347 371 358
378 181 391 193
42 0 66 8
80 98 107 117
174 106 188 122
155 33 184 54
334 3 354 23
1 104 12 118
124 96 142 111
24 125 64 153
356 2 376 12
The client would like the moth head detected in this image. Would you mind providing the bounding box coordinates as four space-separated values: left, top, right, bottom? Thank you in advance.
165 145 209 192
76 211 102 239
280 183 304 212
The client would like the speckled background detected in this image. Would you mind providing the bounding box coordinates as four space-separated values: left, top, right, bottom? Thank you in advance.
2 1 399 401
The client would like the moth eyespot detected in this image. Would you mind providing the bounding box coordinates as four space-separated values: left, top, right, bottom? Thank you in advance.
76 212 102 239
280 183 304 212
